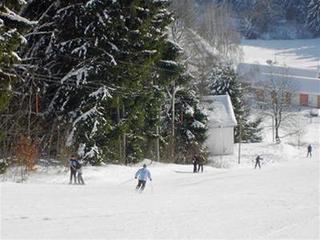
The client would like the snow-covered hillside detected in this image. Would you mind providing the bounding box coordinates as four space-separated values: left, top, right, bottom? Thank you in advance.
241 38 320 72
1 110 319 239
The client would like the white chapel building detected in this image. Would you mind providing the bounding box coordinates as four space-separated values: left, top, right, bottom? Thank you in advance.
202 95 237 155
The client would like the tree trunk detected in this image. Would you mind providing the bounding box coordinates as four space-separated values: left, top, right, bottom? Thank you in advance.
275 117 280 143
122 103 126 165
116 97 122 162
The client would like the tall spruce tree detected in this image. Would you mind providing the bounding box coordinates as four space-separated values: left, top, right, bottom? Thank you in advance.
112 0 173 163
156 40 208 163
0 0 35 109
174 88 208 162
0 0 35 142
213 0 312 38
20 0 119 164
306 0 320 36
21 0 182 164
208 64 262 143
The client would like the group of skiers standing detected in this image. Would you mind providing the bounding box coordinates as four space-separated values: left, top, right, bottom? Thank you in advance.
192 154 205 173
69 155 85 185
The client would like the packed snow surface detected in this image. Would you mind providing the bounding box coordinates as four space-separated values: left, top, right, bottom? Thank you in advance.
241 38 320 71
1 111 319 239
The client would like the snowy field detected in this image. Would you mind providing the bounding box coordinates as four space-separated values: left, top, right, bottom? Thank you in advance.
1 110 320 239
241 38 320 71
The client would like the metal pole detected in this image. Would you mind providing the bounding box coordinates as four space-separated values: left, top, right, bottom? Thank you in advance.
297 115 300 149
238 119 241 164
156 125 160 162
156 107 160 162
122 104 126 164
171 85 183 161
116 97 122 161
272 115 275 142
238 142 241 164
171 90 175 161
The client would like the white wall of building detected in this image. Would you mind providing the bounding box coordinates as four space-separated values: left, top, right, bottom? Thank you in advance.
292 94 300 106
206 127 234 155
308 94 318 107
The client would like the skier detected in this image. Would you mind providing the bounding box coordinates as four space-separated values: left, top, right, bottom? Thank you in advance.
69 155 78 184
254 155 263 169
307 144 312 157
77 161 85 185
135 164 152 192
192 155 198 173
197 155 204 173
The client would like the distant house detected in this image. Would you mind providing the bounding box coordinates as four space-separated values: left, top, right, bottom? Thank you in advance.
202 95 237 155
237 63 320 108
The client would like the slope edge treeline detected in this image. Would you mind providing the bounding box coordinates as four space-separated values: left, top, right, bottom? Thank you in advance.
0 0 207 166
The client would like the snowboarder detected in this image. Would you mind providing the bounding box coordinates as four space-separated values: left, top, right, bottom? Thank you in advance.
192 155 198 173
69 155 78 184
307 144 312 157
197 155 204 173
254 155 263 169
135 164 152 192
77 161 85 185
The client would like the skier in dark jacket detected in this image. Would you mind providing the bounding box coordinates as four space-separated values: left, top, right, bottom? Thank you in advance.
135 164 152 192
69 155 78 184
192 155 198 173
255 155 263 169
307 144 312 157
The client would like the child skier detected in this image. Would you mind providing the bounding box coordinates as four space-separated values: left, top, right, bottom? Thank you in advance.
134 164 152 192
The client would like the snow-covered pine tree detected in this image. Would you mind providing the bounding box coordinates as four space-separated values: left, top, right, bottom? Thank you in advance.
208 64 262 143
222 0 311 38
0 0 35 109
0 0 35 142
20 1 122 164
21 0 178 164
156 39 208 163
174 89 208 162
242 117 263 143
306 0 320 36
110 0 173 163
277 0 308 23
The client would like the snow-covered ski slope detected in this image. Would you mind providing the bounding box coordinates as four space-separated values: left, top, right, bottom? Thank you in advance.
241 38 320 71
1 111 319 239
